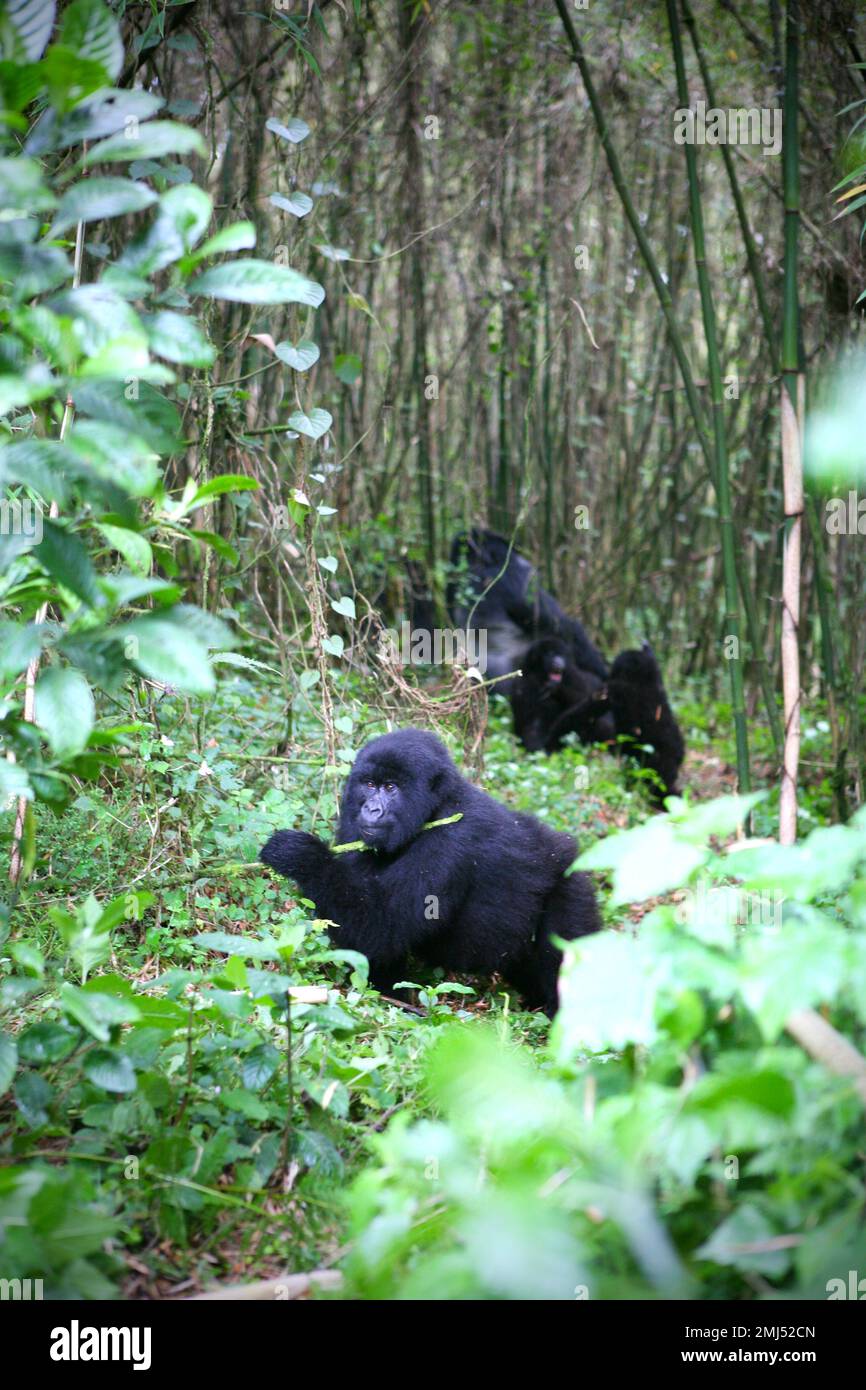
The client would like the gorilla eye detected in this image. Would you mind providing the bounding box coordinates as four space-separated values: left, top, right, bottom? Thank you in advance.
383 782 397 793
366 781 377 789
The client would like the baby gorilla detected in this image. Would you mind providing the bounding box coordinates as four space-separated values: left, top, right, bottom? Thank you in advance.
567 643 685 805
260 728 600 1016
509 637 614 753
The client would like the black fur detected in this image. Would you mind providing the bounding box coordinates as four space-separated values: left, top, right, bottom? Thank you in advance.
509 637 614 752
564 643 684 805
260 728 601 1015
447 528 608 692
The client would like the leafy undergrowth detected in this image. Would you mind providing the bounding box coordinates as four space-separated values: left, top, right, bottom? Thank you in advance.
1 671 864 1300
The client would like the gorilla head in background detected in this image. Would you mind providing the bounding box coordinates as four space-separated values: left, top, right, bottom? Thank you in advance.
509 637 613 753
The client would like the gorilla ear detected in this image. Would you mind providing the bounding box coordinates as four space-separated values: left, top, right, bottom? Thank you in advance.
641 640 656 659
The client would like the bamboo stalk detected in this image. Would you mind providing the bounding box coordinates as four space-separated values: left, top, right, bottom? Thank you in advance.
779 0 803 846
666 0 751 794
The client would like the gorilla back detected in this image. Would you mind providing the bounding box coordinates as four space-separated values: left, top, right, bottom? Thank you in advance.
260 728 600 1015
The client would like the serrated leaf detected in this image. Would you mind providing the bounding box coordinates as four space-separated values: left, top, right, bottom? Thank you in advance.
274 339 319 371
287 407 332 440
188 258 325 307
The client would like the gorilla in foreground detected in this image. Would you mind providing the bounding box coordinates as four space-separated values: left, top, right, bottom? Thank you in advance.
559 643 685 805
509 637 615 752
260 728 600 1016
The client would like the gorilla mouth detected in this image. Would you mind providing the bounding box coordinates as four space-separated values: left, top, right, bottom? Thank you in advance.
548 672 562 684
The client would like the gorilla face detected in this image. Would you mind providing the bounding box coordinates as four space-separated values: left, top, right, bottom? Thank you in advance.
340 729 449 853
525 638 569 688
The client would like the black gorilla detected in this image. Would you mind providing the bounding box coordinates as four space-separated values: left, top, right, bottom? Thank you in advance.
561 643 685 805
260 728 600 1016
447 528 607 692
509 637 615 752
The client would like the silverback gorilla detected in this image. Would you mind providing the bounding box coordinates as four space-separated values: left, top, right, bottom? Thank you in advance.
260 728 601 1016
447 528 608 692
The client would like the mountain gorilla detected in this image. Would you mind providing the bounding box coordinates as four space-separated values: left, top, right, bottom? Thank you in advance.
447 528 607 693
557 643 685 805
509 637 615 752
260 728 601 1016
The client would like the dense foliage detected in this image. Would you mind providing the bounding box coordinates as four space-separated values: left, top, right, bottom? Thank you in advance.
0 0 864 1302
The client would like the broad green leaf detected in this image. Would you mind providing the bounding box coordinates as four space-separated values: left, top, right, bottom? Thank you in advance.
188 258 325 307
287 407 332 440
17 1022 79 1064
95 522 152 574
317 554 338 573
330 595 356 620
59 0 123 80
121 617 215 693
34 519 103 607
0 156 55 210
275 339 319 371
186 220 256 265
556 931 656 1057
142 310 215 367
194 931 282 960
576 814 708 905
50 283 147 356
53 88 164 148
0 1033 17 1094
334 352 362 384
266 115 310 144
189 474 260 506
35 666 95 759
3 0 55 61
696 1205 790 1278
118 184 213 275
50 176 156 235
0 438 70 503
0 761 32 802
67 417 161 494
59 982 139 1039
83 1047 137 1093
270 190 313 218
81 120 206 166
72 379 181 455
322 633 344 658
0 620 42 683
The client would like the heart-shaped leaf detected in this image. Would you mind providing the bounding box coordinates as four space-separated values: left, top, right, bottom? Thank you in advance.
331 596 356 620
287 408 332 440
275 339 319 372
270 191 313 218
266 115 310 144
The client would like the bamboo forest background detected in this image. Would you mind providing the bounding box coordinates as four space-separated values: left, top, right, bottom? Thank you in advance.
132 0 866 720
